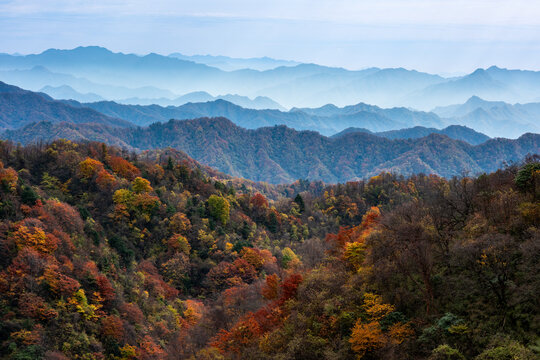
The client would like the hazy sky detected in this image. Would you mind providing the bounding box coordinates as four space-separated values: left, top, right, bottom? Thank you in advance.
1 0 540 74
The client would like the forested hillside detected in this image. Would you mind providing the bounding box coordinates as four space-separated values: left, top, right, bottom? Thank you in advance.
331 125 490 145
0 140 538 359
0 82 131 130
66 98 443 134
4 118 538 183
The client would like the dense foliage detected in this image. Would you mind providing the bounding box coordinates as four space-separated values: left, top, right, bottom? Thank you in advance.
0 140 538 359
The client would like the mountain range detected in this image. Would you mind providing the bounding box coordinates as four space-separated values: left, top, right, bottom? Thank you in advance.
168 52 300 71
2 81 445 135
432 95 540 138
64 95 539 138
116 92 284 110
3 117 537 183
61 97 444 135
0 66 285 110
0 65 177 99
0 81 537 184
3 47 540 110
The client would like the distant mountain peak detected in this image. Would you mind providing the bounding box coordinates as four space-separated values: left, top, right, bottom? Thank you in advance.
467 95 483 101
42 46 112 56
73 45 110 52
42 84 74 91
465 95 488 105
471 68 486 74
211 98 237 106
30 65 51 72
469 68 490 78
316 104 340 111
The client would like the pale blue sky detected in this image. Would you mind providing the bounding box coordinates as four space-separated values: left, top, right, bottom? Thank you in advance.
1 0 539 74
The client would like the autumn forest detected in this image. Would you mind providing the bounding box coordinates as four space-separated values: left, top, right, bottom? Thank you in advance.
0 139 538 359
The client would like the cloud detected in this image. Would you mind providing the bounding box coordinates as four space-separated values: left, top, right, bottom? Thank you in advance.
2 0 540 25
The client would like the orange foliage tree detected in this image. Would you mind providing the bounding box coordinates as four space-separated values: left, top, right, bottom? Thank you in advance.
169 212 191 234
96 169 117 191
327 206 381 271
0 165 18 192
42 264 81 297
250 193 269 209
108 156 140 180
350 321 386 357
261 274 280 300
138 335 166 360
182 299 204 327
78 158 104 179
18 292 58 320
349 292 413 358
11 225 58 254
211 313 262 354
211 272 303 355
101 315 124 342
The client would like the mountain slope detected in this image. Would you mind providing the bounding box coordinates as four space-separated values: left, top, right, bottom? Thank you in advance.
0 66 176 100
119 93 285 110
432 95 510 117
40 84 104 102
296 102 444 128
0 81 132 130
0 46 222 88
1 82 534 138
64 98 445 134
168 52 300 71
332 125 491 145
408 69 514 109
431 96 540 138
3 118 537 184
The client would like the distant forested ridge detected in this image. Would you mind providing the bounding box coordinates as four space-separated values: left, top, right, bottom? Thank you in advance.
4 117 538 183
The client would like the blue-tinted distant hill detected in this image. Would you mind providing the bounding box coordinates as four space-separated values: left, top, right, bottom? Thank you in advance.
0 65 284 110
0 46 221 90
40 85 104 102
64 98 443 135
0 47 445 108
62 96 536 138
332 125 491 145
0 81 132 130
0 65 176 99
2 81 536 138
3 47 540 110
408 67 540 109
432 95 510 117
168 52 300 71
432 96 540 138
293 101 443 128
117 92 285 110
